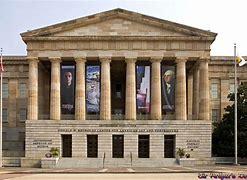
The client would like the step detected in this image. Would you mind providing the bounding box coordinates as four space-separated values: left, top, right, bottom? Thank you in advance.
55 158 177 168
3 157 21 167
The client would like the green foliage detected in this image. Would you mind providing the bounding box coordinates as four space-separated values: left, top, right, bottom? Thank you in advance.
50 147 60 157
176 148 185 158
212 83 247 158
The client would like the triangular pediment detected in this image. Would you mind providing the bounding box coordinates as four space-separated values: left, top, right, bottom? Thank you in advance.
52 17 187 37
21 8 217 38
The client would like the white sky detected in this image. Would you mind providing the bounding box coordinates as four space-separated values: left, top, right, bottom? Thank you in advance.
0 0 246 56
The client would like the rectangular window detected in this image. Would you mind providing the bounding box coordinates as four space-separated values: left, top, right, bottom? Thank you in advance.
138 135 149 158
87 135 98 158
211 83 218 99
20 108 27 122
19 132 25 151
115 83 122 98
241 81 247 85
212 109 219 122
2 108 8 122
112 135 124 158
19 83 27 97
3 83 8 98
164 135 175 158
229 84 235 94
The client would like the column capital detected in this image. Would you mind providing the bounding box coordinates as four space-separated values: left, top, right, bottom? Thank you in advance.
199 57 210 63
125 57 137 63
49 57 61 63
74 57 86 63
99 57 111 63
150 57 163 63
27 57 39 62
175 57 187 63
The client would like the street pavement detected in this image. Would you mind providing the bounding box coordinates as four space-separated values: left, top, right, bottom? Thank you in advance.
0 165 246 180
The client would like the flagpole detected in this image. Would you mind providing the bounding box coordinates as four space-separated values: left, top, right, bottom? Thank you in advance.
0 48 3 167
234 43 238 165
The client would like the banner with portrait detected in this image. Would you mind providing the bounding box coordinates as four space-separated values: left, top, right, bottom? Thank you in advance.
61 65 75 114
161 66 175 113
136 65 150 114
86 66 100 113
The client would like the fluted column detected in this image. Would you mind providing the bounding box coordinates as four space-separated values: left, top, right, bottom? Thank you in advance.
199 59 210 120
187 73 193 120
192 65 199 120
27 57 39 120
50 57 61 120
100 57 111 120
150 58 162 120
175 59 187 120
75 57 86 120
125 58 136 120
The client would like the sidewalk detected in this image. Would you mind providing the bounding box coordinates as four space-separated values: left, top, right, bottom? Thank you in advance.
0 165 246 174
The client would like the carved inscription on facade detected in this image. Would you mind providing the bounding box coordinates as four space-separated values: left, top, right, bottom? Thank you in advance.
32 139 52 148
58 128 178 133
186 139 200 149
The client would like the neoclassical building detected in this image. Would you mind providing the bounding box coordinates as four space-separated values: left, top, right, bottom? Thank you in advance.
2 9 247 167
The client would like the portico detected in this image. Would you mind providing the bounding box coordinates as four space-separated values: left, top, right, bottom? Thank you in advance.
27 56 210 121
21 8 216 168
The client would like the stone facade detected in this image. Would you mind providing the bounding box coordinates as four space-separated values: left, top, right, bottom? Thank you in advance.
2 9 247 167
23 120 211 168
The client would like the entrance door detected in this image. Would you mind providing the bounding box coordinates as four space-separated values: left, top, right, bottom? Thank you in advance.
138 135 149 158
112 135 124 158
62 134 72 157
164 135 175 158
87 135 98 158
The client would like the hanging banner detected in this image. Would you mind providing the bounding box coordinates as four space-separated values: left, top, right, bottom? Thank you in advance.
61 65 75 114
136 65 150 114
86 66 100 113
161 66 175 112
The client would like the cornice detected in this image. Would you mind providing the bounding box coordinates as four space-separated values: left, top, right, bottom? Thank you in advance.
22 36 215 42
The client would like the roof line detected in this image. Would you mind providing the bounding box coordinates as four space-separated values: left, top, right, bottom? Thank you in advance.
21 8 217 37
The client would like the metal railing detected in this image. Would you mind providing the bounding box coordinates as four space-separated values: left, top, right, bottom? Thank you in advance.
102 152 105 168
130 152 132 167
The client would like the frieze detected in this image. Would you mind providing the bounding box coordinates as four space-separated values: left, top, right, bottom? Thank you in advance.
58 128 178 133
99 124 136 127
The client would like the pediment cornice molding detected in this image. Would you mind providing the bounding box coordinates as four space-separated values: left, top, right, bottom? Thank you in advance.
22 35 215 42
21 8 217 41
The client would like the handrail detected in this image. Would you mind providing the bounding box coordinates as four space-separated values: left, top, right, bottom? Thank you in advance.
130 152 132 167
103 152 105 168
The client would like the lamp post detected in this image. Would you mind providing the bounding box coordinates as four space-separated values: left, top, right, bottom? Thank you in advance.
0 48 3 167
234 43 238 165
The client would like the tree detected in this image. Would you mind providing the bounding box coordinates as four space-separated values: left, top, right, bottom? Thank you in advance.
212 83 247 157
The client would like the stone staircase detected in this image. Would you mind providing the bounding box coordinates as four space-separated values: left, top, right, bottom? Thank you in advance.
56 158 103 168
3 157 21 167
132 158 177 167
178 157 216 166
55 158 177 168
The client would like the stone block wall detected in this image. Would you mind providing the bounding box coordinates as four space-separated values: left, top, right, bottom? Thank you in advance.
24 120 211 167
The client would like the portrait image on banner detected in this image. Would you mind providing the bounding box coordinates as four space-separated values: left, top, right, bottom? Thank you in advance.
86 66 100 113
136 65 150 114
161 66 175 112
61 65 75 114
